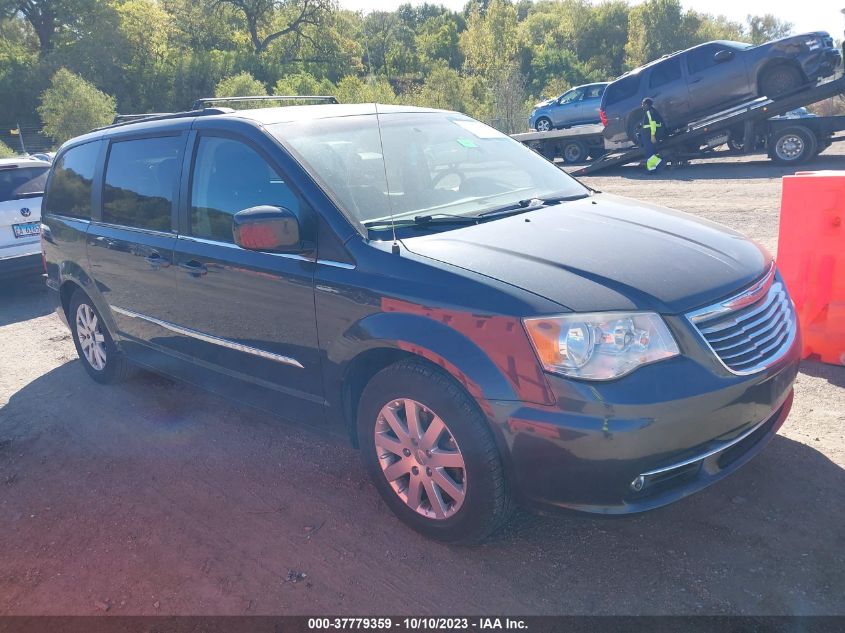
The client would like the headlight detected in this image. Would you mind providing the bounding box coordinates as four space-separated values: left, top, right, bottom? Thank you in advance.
523 312 680 380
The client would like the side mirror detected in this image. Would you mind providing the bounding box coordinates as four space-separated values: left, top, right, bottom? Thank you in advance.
232 205 311 253
713 49 734 63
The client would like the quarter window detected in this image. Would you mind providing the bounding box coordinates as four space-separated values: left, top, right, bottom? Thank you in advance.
189 136 301 244
604 75 640 106
649 58 682 89
102 136 181 231
43 142 100 218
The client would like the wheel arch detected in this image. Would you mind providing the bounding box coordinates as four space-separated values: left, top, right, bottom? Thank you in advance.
334 311 530 447
756 58 806 94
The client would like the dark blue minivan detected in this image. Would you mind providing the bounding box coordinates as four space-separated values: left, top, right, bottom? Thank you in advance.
41 103 800 543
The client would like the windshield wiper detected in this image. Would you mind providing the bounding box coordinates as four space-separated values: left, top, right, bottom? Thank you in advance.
363 213 479 229
10 191 44 200
475 191 590 219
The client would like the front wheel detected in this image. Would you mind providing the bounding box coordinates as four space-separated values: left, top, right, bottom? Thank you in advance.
759 65 803 98
69 289 134 384
534 117 552 132
770 125 818 165
357 359 513 544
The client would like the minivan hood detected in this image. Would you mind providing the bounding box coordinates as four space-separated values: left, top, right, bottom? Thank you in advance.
401 193 770 315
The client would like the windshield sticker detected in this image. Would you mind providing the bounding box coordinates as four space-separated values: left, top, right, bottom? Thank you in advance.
457 138 478 148
453 119 509 139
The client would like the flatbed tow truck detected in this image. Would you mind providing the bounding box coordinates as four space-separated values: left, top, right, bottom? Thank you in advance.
512 74 845 176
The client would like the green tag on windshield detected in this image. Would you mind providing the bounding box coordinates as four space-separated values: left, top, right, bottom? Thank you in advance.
457 137 478 148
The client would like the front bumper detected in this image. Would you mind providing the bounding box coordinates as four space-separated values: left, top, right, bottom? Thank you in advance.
487 322 801 514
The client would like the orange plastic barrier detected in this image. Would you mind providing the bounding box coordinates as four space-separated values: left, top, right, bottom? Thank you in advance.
778 171 845 365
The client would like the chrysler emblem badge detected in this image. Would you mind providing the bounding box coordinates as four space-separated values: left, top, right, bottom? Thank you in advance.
20 207 31 217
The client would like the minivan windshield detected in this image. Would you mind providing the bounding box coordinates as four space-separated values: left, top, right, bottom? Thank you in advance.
0 166 49 202
270 111 587 230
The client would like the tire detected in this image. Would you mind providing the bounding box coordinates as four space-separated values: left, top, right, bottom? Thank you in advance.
561 140 587 164
626 109 643 144
69 289 135 384
759 65 804 98
534 117 553 132
769 125 818 165
357 359 513 544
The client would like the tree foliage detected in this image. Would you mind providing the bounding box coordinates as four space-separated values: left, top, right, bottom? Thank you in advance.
0 0 797 143
37 68 115 143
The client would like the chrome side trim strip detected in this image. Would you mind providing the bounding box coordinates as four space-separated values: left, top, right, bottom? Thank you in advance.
176 235 356 269
639 417 769 478
110 305 304 369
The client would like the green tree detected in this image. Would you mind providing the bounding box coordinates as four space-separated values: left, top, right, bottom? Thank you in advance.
334 75 396 104
624 0 685 68
0 139 15 158
273 71 334 96
746 14 792 45
38 68 115 143
215 71 267 97
461 0 519 77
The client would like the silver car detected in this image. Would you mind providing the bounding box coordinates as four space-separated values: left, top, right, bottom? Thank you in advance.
529 83 608 131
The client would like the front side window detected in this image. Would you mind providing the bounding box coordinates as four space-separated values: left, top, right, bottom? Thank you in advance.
42 141 100 218
649 57 682 89
0 165 49 204
271 111 587 230
687 45 720 75
190 136 301 243
558 89 584 104
102 136 181 231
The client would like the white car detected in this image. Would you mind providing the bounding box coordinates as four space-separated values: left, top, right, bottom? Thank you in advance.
0 157 49 279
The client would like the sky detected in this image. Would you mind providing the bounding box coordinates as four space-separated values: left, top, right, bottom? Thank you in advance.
337 0 843 38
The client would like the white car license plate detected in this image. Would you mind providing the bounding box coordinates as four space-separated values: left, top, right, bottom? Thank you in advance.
12 222 40 239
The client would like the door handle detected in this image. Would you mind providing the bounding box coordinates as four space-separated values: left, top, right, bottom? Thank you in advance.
145 252 169 270
690 78 702 84
179 260 208 277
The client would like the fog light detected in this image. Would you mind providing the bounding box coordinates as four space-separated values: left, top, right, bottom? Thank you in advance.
630 475 646 492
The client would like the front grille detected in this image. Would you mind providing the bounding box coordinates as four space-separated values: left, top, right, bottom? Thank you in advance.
688 266 796 374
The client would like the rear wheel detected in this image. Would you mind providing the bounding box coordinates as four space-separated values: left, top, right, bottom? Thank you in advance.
357 359 513 544
759 65 803 98
535 117 553 132
561 140 588 164
626 110 644 145
770 125 818 165
69 290 134 384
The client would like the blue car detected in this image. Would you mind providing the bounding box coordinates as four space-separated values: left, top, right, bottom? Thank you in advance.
529 82 609 131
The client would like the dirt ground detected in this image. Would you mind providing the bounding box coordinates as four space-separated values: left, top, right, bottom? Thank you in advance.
1 147 844 616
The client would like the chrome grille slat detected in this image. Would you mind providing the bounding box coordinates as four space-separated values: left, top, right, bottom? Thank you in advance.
687 275 796 375
698 289 785 335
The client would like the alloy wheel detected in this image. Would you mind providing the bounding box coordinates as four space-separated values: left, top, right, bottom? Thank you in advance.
535 118 552 132
76 303 107 371
374 398 466 520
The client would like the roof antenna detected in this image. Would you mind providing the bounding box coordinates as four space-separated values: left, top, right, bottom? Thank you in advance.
372 101 400 255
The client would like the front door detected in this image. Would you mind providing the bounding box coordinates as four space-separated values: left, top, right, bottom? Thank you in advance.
552 88 585 127
169 132 324 423
685 44 751 117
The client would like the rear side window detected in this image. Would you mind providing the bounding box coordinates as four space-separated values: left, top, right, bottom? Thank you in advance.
189 136 301 244
604 75 640 106
43 141 100 218
103 136 181 231
0 165 49 203
584 85 605 99
649 58 682 89
687 45 719 75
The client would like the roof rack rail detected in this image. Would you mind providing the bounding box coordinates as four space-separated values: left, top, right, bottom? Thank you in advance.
191 95 339 110
94 107 235 132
